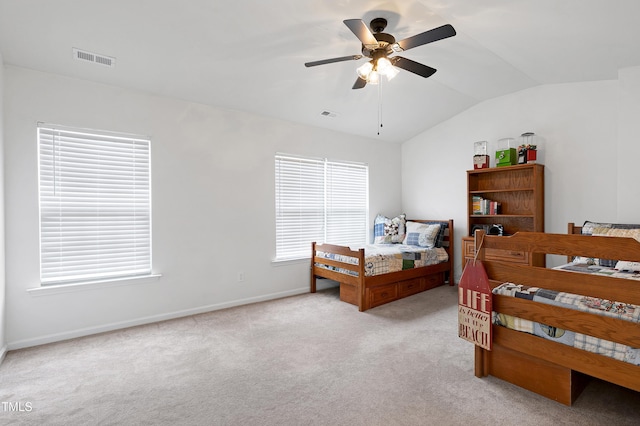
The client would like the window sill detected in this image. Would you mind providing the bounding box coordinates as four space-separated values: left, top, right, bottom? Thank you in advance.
27 274 162 297
271 257 310 266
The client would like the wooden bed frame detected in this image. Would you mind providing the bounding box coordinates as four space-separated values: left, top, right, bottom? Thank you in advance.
310 219 454 312
472 228 640 405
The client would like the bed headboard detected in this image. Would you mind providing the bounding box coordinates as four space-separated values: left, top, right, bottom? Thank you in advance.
567 223 582 262
567 221 640 262
567 222 582 235
410 219 454 284
569 220 640 236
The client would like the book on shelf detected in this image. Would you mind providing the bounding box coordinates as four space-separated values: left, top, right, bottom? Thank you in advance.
472 196 483 215
489 201 501 215
472 196 501 215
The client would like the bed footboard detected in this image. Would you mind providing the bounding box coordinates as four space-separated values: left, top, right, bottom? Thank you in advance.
311 242 367 309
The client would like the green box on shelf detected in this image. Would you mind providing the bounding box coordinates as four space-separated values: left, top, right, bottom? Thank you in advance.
496 148 517 167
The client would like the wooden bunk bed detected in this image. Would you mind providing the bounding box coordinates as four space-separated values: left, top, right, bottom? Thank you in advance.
471 228 640 405
310 219 454 312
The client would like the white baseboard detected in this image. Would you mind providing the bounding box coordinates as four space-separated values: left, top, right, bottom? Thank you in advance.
7 287 311 351
0 344 7 365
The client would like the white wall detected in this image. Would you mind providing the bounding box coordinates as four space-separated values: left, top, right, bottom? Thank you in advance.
0 53 6 362
617 66 640 220
402 79 626 280
3 66 402 348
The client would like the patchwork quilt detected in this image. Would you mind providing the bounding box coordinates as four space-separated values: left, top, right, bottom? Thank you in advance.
493 279 640 365
316 244 448 277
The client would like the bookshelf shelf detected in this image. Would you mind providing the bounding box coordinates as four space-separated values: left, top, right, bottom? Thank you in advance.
469 188 534 194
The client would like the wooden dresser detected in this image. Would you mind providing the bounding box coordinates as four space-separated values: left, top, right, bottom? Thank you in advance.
463 164 544 268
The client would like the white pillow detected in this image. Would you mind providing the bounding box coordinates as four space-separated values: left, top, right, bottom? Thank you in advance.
614 261 640 272
403 222 440 248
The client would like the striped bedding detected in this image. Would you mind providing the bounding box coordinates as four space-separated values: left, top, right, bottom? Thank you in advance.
493 267 640 365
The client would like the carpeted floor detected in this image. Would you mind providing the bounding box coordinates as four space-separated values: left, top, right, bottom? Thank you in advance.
1 284 639 425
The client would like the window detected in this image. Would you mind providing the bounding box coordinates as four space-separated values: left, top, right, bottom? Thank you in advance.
37 124 152 285
275 154 368 261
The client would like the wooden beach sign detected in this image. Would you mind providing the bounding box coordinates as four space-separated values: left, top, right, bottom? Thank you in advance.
458 260 492 350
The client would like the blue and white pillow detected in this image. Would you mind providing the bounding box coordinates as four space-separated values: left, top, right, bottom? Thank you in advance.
403 222 441 248
373 214 406 244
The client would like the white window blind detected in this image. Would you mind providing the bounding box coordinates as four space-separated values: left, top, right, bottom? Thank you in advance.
38 124 152 285
325 161 368 246
275 154 368 260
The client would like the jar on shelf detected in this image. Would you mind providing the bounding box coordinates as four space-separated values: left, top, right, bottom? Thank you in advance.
473 141 489 169
518 132 539 164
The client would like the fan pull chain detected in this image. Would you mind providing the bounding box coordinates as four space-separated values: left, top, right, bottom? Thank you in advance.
377 79 383 135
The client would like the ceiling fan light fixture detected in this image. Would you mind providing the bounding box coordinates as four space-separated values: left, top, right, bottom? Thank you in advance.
357 58 396 84
366 70 380 85
357 61 373 80
376 57 399 81
376 57 392 73
385 65 400 81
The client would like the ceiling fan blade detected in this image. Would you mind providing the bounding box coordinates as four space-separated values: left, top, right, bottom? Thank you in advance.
352 77 367 90
395 24 456 51
305 55 363 67
391 56 437 78
343 19 379 50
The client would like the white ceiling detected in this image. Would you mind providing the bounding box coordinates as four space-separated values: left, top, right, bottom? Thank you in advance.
1 0 640 143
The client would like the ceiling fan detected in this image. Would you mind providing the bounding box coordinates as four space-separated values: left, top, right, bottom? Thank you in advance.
305 18 456 89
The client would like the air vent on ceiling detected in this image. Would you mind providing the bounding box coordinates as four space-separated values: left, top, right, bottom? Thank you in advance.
72 48 116 68
320 110 338 118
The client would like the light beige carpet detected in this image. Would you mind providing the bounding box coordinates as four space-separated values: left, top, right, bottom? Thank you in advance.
1 284 639 425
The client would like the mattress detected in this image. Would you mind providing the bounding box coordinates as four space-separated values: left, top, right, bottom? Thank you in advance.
493 264 640 365
316 244 448 277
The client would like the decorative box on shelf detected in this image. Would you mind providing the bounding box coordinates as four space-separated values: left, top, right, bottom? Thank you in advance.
495 137 517 167
473 141 490 169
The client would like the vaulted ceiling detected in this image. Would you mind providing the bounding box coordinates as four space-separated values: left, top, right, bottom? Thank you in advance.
1 0 639 143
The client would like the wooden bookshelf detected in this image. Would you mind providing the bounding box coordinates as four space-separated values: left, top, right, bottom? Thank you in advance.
463 164 545 267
